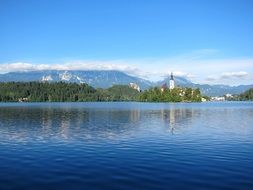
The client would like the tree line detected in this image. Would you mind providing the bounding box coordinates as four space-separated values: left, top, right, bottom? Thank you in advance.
0 82 202 102
0 82 139 102
226 88 253 101
139 87 202 102
239 88 253 100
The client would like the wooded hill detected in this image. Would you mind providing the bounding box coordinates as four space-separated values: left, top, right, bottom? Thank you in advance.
139 87 202 102
0 82 139 102
239 88 253 100
0 82 202 102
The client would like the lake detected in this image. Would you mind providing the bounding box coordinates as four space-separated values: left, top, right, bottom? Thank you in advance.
0 102 253 190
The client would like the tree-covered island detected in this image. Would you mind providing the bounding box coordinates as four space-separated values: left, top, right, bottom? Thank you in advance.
0 82 202 102
139 87 201 102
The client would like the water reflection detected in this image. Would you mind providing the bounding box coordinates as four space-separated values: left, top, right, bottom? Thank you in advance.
160 107 197 134
0 103 252 143
0 105 202 142
0 107 143 142
1 103 253 190
130 109 141 122
170 109 175 134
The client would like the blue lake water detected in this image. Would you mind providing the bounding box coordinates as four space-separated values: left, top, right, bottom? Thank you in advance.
0 102 253 190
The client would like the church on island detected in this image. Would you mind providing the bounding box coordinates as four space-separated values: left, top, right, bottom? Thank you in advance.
139 72 202 102
161 72 175 92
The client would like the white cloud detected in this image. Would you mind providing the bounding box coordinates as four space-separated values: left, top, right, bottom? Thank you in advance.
221 71 248 79
205 76 217 82
0 61 138 73
204 71 250 85
0 49 253 85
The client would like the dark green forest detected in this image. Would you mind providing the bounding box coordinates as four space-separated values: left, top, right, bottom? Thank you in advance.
239 88 253 100
0 82 202 102
0 82 139 102
225 88 253 101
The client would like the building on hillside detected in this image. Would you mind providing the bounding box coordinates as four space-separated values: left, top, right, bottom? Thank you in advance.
18 97 29 102
161 83 167 92
211 96 225 101
225 94 233 98
201 97 207 102
169 72 175 90
129 83 141 92
161 72 175 92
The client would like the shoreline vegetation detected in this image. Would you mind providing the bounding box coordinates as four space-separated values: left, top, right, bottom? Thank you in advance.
1 81 252 102
0 82 205 103
227 88 253 101
139 87 202 102
0 82 252 102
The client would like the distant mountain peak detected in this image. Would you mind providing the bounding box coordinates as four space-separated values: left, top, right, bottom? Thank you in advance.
41 75 53 81
0 70 152 90
59 71 72 81
0 69 252 96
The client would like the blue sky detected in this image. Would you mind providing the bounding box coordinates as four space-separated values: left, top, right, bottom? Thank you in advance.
0 0 253 85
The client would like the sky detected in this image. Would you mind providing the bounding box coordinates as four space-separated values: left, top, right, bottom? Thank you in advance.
0 0 253 85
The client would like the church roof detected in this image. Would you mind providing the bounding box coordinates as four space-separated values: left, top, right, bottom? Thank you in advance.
170 72 174 80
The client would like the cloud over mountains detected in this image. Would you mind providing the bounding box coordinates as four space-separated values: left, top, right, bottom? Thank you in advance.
0 51 252 85
221 71 248 79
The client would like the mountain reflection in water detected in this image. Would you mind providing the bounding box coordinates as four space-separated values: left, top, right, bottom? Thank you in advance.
0 102 253 190
0 105 203 142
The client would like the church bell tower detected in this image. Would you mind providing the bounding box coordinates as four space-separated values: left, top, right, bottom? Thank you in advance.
169 72 175 90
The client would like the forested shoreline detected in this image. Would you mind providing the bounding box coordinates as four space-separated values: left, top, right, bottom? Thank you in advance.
0 82 140 102
0 82 202 102
226 88 253 101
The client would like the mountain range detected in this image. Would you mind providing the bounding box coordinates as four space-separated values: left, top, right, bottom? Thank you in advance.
0 70 252 96
158 77 253 96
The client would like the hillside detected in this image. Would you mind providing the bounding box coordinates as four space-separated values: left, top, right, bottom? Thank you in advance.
0 82 204 102
0 70 152 90
0 82 141 102
0 70 252 96
239 88 253 101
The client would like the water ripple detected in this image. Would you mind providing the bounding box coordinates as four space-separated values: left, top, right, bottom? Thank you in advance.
0 102 253 190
